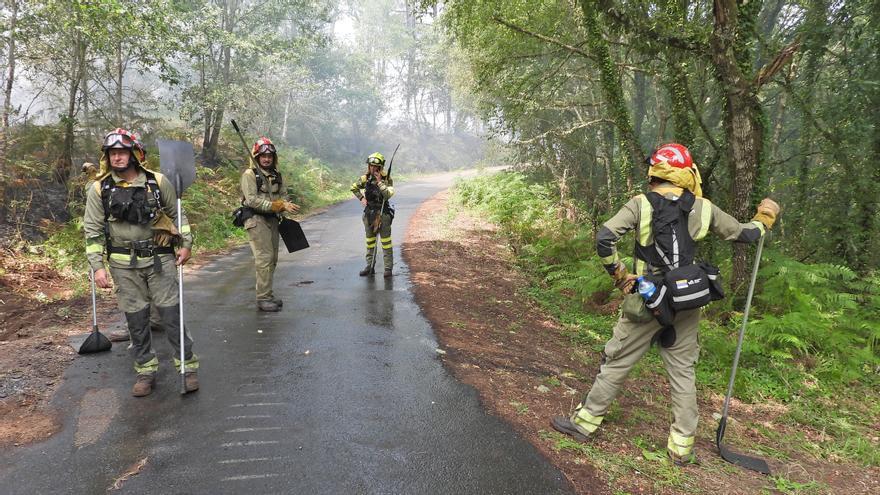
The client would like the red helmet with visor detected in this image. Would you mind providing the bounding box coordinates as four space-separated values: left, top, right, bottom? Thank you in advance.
649 143 692 169
251 137 276 157
102 128 146 163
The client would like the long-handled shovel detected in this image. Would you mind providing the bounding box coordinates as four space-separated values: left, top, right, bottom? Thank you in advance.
77 268 112 354
369 144 399 274
157 140 196 394
716 235 771 474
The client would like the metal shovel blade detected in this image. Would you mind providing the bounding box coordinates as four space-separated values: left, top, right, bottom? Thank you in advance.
157 140 196 196
716 417 771 474
279 218 309 253
78 325 112 354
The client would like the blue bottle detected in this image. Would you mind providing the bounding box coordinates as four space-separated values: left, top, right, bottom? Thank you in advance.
637 276 656 301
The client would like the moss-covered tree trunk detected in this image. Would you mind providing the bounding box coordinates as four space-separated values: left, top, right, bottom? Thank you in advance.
710 0 765 289
578 0 643 195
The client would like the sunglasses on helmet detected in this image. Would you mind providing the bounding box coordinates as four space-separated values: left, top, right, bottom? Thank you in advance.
103 133 135 149
367 157 383 165
256 143 276 155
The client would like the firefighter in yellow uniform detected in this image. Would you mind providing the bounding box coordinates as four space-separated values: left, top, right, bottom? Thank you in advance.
83 128 198 397
551 143 780 465
240 137 299 312
351 152 395 278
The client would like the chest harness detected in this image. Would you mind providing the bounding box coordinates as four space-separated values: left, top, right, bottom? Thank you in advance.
100 171 173 269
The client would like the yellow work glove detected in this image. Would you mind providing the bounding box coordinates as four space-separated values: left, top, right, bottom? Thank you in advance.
752 198 780 229
151 211 181 247
611 262 637 293
82 162 98 180
270 199 286 213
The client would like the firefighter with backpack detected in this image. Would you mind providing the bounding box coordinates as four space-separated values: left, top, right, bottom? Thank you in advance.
239 137 300 312
83 128 199 397
351 152 395 278
551 143 780 465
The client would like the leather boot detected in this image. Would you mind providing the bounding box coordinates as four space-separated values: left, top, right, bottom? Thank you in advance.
383 268 392 278
131 374 155 397
257 300 281 312
184 371 199 393
271 298 283 308
359 267 375 276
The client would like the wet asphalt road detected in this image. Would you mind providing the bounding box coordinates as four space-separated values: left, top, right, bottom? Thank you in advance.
0 171 574 495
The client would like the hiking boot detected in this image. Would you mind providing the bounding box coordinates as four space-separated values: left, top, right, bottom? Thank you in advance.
131 374 155 397
551 416 592 443
383 269 392 278
271 298 283 308
668 450 698 467
257 300 281 312
359 267 375 277
184 372 199 393
108 329 130 342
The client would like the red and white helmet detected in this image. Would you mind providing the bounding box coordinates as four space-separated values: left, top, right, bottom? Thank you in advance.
251 136 277 157
649 143 692 169
101 128 146 164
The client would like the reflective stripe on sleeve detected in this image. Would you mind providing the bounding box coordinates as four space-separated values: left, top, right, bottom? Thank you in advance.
695 198 713 240
751 220 766 236
637 195 652 246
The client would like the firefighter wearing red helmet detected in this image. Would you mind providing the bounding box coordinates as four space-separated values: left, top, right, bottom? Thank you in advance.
552 143 780 465
239 137 300 312
83 128 199 397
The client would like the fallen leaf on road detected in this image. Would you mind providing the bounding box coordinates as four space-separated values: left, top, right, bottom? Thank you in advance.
108 457 148 491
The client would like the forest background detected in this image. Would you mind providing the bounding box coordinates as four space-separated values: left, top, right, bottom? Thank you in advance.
0 0 877 492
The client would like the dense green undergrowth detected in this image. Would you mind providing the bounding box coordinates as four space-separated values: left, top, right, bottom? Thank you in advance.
35 147 352 279
453 171 880 466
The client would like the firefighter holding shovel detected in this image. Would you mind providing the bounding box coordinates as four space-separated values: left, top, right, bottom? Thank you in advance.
351 151 395 278
551 143 779 466
83 128 199 397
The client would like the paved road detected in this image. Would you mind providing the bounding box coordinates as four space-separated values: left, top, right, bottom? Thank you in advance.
0 171 573 494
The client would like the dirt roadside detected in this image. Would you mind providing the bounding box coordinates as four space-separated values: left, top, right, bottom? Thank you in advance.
402 189 880 495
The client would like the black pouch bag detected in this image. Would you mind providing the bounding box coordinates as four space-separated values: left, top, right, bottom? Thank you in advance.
643 276 676 327
700 262 725 301
232 206 255 228
664 263 712 311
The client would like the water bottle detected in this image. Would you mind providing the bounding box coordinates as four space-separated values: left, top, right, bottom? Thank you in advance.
637 276 656 301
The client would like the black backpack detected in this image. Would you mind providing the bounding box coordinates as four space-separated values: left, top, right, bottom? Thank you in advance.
637 191 724 318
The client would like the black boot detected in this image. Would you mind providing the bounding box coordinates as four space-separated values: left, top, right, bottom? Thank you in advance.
359 266 375 276
257 300 281 312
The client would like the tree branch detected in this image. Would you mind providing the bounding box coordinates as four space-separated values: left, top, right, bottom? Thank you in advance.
595 0 707 53
518 118 615 144
492 16 593 60
754 38 801 88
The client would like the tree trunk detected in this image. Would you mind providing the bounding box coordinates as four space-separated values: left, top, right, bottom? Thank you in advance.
116 41 123 124
578 1 643 193
281 92 291 140
1 0 19 178
710 0 765 290
59 38 86 184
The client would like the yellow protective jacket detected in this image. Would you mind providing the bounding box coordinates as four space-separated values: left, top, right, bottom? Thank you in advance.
350 169 394 203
